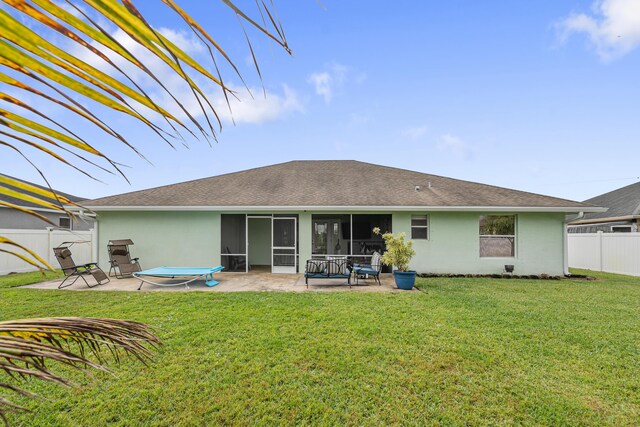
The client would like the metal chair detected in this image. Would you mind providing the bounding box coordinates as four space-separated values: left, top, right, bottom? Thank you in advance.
107 239 141 278
53 242 109 289
353 251 382 285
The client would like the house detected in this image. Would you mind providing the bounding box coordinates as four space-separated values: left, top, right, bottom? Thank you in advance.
81 161 604 276
0 174 94 231
568 181 640 233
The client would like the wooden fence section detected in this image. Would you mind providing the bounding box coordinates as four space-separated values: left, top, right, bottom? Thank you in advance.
568 232 640 277
0 228 96 275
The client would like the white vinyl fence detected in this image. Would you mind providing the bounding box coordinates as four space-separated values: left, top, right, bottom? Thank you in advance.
568 232 640 277
0 228 96 275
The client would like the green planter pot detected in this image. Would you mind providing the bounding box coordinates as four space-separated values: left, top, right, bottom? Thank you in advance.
393 271 416 290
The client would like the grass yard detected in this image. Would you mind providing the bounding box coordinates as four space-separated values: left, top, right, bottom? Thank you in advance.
0 269 63 289
1 269 639 426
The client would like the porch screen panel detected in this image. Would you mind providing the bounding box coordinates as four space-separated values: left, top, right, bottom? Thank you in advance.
221 214 247 272
351 214 392 272
273 218 296 268
273 218 295 247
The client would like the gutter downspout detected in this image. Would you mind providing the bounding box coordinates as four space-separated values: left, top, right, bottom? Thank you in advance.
563 212 584 276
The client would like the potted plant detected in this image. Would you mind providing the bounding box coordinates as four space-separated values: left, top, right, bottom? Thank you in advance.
373 227 416 290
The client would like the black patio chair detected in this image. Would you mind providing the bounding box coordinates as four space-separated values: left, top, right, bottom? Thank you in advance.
53 243 109 289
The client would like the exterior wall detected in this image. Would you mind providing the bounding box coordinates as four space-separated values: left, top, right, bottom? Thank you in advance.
97 211 220 270
299 212 312 271
0 207 94 231
393 211 565 275
95 210 565 276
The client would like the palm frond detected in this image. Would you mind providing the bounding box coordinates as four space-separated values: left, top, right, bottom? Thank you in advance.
0 317 161 425
0 0 291 270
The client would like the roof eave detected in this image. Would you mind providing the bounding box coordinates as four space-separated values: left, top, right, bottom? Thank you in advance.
570 214 640 225
77 205 607 213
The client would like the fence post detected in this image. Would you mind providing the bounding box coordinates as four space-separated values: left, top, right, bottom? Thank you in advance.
46 227 53 266
597 231 603 271
91 228 98 262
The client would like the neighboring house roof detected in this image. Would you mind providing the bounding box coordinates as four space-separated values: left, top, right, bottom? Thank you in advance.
0 174 86 211
83 161 601 213
571 181 640 225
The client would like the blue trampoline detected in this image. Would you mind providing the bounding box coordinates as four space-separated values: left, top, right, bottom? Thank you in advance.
134 266 224 290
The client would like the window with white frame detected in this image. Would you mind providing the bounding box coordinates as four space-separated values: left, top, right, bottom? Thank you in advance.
411 215 428 240
58 216 71 230
611 225 632 233
479 215 515 257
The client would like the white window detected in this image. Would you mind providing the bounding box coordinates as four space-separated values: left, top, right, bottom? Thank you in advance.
479 215 515 257
611 225 632 233
58 216 71 230
411 215 428 240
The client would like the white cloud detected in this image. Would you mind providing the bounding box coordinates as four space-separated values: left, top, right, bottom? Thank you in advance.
65 27 302 125
210 84 303 125
307 72 333 103
558 0 640 60
307 63 350 104
437 134 468 159
402 126 429 141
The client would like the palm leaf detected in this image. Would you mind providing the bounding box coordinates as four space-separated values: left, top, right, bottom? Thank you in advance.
0 10 183 125
0 0 292 271
0 317 161 425
0 236 53 270
0 201 52 225
0 175 75 206
0 73 143 157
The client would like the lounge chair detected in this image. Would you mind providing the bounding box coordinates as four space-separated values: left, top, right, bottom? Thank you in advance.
353 251 382 285
134 266 224 290
53 243 109 289
107 239 141 278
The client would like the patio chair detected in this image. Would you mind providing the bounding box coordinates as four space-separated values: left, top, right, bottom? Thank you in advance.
107 239 141 278
53 243 109 289
224 246 247 272
353 251 382 285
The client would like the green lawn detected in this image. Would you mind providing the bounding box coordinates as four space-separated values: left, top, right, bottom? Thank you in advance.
0 269 63 289
1 269 639 426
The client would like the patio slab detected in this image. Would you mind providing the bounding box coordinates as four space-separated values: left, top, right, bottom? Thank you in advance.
21 271 416 292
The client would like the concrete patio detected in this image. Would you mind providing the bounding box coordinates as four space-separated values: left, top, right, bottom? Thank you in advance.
22 269 415 293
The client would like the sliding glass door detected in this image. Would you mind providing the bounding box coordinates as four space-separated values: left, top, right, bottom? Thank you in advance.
311 214 392 271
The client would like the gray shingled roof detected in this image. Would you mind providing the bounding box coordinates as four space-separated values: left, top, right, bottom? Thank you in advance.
83 160 597 210
0 174 86 209
579 181 640 221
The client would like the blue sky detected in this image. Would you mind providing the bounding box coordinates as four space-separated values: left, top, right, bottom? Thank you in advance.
3 0 640 202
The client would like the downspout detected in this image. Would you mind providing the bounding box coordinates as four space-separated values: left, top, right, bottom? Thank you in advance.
563 212 584 276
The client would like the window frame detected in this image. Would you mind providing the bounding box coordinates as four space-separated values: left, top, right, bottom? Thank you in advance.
410 215 429 240
611 225 632 233
58 216 72 230
479 214 516 258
